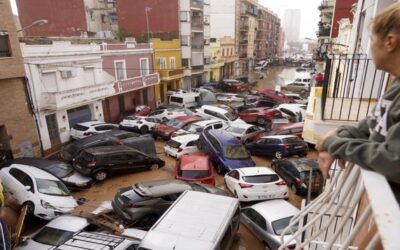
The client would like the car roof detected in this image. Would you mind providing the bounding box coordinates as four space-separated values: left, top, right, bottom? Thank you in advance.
251 199 299 222
229 123 255 129
191 119 222 127
238 167 277 176
173 116 202 122
207 130 240 146
84 145 139 155
44 215 89 231
134 180 192 197
179 155 210 171
170 134 199 143
76 121 106 126
200 105 229 113
261 135 298 139
8 164 59 181
284 158 319 171
276 122 304 130
5 158 68 168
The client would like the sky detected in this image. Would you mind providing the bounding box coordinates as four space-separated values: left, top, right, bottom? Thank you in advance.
10 0 321 40
259 0 321 41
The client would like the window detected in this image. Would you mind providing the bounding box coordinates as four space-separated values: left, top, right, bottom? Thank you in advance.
95 125 116 131
182 58 189 67
213 123 223 129
222 49 225 57
140 58 149 76
170 57 176 70
114 60 126 80
10 168 34 191
186 140 197 147
159 58 166 70
0 31 11 57
181 36 190 46
180 11 189 22
228 170 239 180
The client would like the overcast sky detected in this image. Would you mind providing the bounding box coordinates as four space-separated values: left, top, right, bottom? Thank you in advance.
259 0 321 41
11 0 321 40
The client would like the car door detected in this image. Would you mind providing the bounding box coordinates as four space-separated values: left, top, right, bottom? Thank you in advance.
225 170 240 193
250 139 265 155
7 168 35 204
103 153 130 174
277 161 294 183
241 208 266 242
125 152 149 172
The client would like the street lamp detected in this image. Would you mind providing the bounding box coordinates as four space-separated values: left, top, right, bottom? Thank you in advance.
145 7 152 42
17 19 48 32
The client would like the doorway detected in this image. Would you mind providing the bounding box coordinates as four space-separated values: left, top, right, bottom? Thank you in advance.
45 114 61 147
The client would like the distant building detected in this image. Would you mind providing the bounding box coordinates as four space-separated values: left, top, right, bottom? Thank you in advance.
283 9 301 43
220 36 239 79
207 39 224 82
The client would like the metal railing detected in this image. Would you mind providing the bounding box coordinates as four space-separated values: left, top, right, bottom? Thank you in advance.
279 163 400 250
321 54 389 121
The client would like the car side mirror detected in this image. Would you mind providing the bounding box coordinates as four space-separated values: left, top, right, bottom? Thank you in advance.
25 185 31 192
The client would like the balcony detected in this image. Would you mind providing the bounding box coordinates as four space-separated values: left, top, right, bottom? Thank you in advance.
318 26 331 37
158 68 184 81
279 163 400 249
191 44 204 52
239 53 248 59
191 65 204 74
240 25 249 31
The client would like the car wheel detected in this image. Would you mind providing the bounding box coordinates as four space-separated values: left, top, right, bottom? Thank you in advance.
93 170 108 182
274 151 283 159
291 184 298 194
150 164 159 171
216 163 225 175
257 118 266 125
140 215 159 228
23 201 35 214
140 126 149 134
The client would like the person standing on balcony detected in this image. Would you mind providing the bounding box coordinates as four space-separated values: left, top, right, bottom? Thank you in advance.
316 2 400 201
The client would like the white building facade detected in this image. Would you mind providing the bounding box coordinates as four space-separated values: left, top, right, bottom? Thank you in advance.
21 41 115 151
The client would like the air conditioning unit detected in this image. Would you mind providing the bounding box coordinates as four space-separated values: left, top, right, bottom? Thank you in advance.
60 70 76 79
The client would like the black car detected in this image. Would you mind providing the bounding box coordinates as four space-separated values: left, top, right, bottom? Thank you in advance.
60 130 154 162
2 158 93 189
246 135 308 159
271 158 324 195
73 145 165 181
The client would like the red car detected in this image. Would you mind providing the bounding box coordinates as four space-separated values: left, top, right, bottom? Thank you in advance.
238 107 284 125
153 115 203 140
115 105 152 123
268 122 304 139
221 80 251 93
258 89 293 103
175 154 215 186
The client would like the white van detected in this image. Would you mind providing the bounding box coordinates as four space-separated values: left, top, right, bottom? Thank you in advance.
169 92 200 108
196 105 246 125
138 190 240 250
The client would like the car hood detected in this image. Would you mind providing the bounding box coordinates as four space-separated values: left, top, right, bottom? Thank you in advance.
222 157 255 170
38 194 78 211
62 171 92 187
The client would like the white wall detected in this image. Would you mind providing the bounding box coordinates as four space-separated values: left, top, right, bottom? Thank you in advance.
210 0 236 38
179 0 190 11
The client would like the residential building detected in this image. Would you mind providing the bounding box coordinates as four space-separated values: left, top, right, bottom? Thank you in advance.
21 41 115 152
206 38 224 82
0 0 40 158
100 42 159 123
16 0 117 38
283 9 301 43
152 38 184 104
255 5 281 61
220 36 239 79
238 0 259 73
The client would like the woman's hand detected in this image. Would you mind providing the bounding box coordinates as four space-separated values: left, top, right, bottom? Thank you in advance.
316 129 338 151
318 151 347 179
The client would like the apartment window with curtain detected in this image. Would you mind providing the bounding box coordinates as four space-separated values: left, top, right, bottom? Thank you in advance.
159 58 166 70
180 11 189 22
170 57 176 69
140 58 150 76
114 60 126 80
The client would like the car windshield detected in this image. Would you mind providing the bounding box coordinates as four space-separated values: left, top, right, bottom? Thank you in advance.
242 174 279 183
165 119 184 129
44 163 73 178
226 126 245 134
167 139 181 149
182 123 202 133
225 111 238 121
33 227 75 246
124 116 138 121
72 124 89 131
272 216 297 235
36 179 71 196
178 169 211 179
223 145 249 159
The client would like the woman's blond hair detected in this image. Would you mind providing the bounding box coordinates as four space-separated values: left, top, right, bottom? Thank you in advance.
372 2 400 38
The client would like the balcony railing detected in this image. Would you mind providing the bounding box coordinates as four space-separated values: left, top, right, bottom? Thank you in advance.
279 163 400 249
318 27 331 37
158 68 184 80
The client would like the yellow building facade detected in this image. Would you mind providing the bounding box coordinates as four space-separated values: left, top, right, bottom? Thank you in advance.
152 38 184 104
206 39 224 82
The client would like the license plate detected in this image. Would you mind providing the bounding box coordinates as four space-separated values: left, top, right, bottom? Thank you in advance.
259 194 276 199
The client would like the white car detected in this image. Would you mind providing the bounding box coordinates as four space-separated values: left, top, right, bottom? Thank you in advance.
276 103 307 122
241 199 299 249
119 116 161 134
225 124 265 143
284 93 308 105
148 108 194 121
17 215 89 249
0 164 78 220
164 134 201 158
224 167 288 202
70 121 118 139
196 105 246 125
172 119 227 137
216 93 245 103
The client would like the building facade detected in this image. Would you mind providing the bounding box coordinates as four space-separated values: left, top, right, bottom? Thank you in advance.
220 36 239 79
21 41 115 152
16 0 117 38
152 38 184 104
238 0 258 73
255 5 281 61
0 0 41 158
206 39 224 82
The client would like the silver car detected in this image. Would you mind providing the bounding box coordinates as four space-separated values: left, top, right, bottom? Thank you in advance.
112 179 226 227
241 199 299 249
